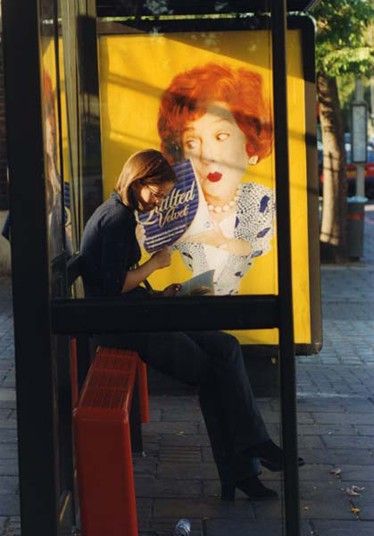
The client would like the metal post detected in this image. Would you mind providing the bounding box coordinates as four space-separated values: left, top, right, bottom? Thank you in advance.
271 2 300 535
2 0 59 534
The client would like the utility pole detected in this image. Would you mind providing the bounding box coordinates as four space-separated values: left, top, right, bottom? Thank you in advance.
352 79 367 199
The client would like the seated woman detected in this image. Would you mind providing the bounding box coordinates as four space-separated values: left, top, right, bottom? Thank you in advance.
80 149 302 501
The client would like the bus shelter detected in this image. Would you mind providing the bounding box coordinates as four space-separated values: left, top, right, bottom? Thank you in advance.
2 0 320 534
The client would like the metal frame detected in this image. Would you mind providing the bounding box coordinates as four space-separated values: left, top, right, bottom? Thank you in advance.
2 1 59 534
2 0 310 534
94 13 321 357
96 0 321 17
271 2 299 533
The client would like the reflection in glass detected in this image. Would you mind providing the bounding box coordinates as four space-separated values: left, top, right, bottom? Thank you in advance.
39 0 73 264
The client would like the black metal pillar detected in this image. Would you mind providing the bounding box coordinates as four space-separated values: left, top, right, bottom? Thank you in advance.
77 0 103 227
271 2 301 535
2 1 59 534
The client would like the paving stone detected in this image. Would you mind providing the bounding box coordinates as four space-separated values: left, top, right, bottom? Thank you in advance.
312 413 374 425
0 402 16 411
355 425 374 436
133 456 158 477
322 435 374 450
162 411 203 423
311 520 374 535
0 392 15 403
299 448 374 467
203 478 282 499
158 433 211 447
139 421 198 435
205 518 285 535
358 505 374 521
336 465 374 482
0 461 18 477
250 499 283 519
297 464 344 482
136 498 153 531
0 445 17 459
0 430 17 444
145 517 203 536
298 436 325 449
0 494 19 516
0 420 17 430
149 408 162 421
300 498 358 521
158 445 203 463
298 424 356 436
135 476 201 498
157 462 218 480
153 497 256 519
0 477 17 495
297 399 347 412
299 481 374 521
340 400 374 413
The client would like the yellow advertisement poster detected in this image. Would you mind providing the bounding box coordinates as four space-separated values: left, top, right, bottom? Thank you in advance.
98 28 312 346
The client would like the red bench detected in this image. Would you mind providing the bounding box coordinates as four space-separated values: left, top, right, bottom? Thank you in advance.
67 254 150 534
73 345 149 536
69 338 149 424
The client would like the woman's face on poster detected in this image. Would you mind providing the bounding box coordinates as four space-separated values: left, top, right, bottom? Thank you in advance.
181 102 248 201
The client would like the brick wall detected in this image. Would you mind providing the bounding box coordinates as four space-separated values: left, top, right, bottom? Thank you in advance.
0 38 8 210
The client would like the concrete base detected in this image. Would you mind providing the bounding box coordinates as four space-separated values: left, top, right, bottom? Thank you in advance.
0 212 11 276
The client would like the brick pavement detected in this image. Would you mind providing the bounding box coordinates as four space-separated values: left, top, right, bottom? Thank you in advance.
0 204 373 535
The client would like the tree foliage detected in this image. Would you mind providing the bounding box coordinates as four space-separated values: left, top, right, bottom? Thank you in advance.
309 0 374 261
312 0 374 77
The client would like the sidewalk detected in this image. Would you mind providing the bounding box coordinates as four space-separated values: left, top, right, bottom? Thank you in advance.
0 205 373 535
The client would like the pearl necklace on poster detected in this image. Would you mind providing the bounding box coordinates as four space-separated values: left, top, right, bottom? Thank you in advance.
207 187 241 214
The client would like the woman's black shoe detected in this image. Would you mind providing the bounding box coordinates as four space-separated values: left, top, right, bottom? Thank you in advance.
248 439 305 472
221 476 278 501
261 455 305 472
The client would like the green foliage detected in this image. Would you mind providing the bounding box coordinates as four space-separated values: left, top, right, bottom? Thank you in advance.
310 0 374 77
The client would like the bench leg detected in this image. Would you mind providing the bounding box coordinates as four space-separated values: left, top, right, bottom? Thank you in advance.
130 370 144 454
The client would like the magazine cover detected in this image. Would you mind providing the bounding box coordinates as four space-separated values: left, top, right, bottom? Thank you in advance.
136 159 213 253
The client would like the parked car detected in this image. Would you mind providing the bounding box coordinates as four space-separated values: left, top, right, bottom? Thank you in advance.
318 139 374 199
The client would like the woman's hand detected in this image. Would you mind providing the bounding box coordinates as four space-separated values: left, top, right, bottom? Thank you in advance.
135 223 146 247
151 247 172 269
161 283 181 297
122 247 171 293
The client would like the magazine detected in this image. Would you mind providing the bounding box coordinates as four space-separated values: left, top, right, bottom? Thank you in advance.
178 270 215 296
135 159 213 253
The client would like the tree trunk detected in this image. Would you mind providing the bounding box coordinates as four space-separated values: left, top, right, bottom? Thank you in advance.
317 71 347 263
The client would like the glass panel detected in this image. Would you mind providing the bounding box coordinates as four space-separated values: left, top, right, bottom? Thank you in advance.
39 0 65 264
95 328 283 535
75 11 285 534
98 20 277 306
47 5 317 535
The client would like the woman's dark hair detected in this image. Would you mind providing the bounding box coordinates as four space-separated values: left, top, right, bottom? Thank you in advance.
115 149 176 210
